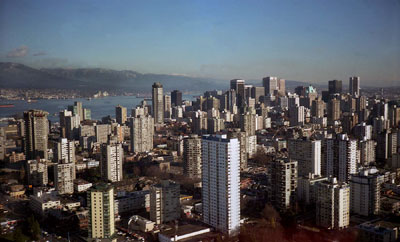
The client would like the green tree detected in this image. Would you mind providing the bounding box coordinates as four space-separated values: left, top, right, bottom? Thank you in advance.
13 228 26 242
27 215 41 240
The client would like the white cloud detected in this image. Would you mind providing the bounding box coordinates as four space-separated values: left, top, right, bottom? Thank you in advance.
6 45 29 58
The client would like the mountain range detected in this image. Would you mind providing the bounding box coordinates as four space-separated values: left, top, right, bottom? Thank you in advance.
0 62 316 92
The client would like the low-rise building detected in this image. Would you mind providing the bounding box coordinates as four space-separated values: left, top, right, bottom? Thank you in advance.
115 190 150 214
74 179 93 193
30 189 61 217
158 224 215 242
358 220 399 242
129 215 155 232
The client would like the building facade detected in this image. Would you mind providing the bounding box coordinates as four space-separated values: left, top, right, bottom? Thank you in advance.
150 180 180 224
350 168 384 216
101 143 123 182
316 178 350 230
183 135 202 179
268 158 298 211
288 138 321 176
202 135 240 236
130 115 154 153
24 110 49 160
152 82 164 124
88 184 115 239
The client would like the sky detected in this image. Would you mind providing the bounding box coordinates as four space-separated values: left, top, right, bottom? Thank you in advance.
0 0 399 86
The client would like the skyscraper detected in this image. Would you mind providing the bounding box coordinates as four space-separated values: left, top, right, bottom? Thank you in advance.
130 114 154 153
268 158 298 211
149 180 180 224
250 86 265 103
289 105 305 126
152 82 164 124
328 80 342 94
278 78 286 96
68 101 84 121
26 159 48 186
202 135 240 236
65 114 80 140
349 76 360 97
54 162 75 195
240 111 256 136
183 135 202 179
83 108 91 120
328 99 341 124
288 138 321 176
359 139 376 166
262 76 278 96
230 79 245 108
164 95 171 119
349 168 383 217
316 177 350 230
312 99 325 118
24 110 49 160
88 184 115 239
101 142 123 182
171 90 182 106
323 134 357 182
54 138 75 163
115 105 127 125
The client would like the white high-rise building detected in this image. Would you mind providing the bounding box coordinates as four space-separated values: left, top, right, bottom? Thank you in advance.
55 138 75 163
323 134 357 182
101 142 123 182
150 180 180 224
202 135 240 236
316 177 350 230
349 168 384 217
54 162 75 195
288 138 321 176
130 115 154 153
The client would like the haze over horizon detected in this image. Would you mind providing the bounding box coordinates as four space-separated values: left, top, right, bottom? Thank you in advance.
1 0 399 86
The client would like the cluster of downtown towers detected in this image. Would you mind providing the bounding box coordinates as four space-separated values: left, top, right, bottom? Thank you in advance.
21 74 400 237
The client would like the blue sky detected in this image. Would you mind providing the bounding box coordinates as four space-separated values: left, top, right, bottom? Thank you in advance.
0 0 399 86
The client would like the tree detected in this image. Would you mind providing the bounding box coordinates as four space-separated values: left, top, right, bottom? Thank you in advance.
261 204 281 228
13 228 26 242
27 215 41 240
252 149 273 166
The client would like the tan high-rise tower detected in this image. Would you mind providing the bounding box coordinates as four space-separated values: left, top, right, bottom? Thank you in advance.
88 184 115 240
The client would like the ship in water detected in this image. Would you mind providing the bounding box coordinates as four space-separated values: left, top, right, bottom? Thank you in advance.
0 104 15 108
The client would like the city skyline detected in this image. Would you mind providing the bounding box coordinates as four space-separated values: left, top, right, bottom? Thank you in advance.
0 0 399 86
